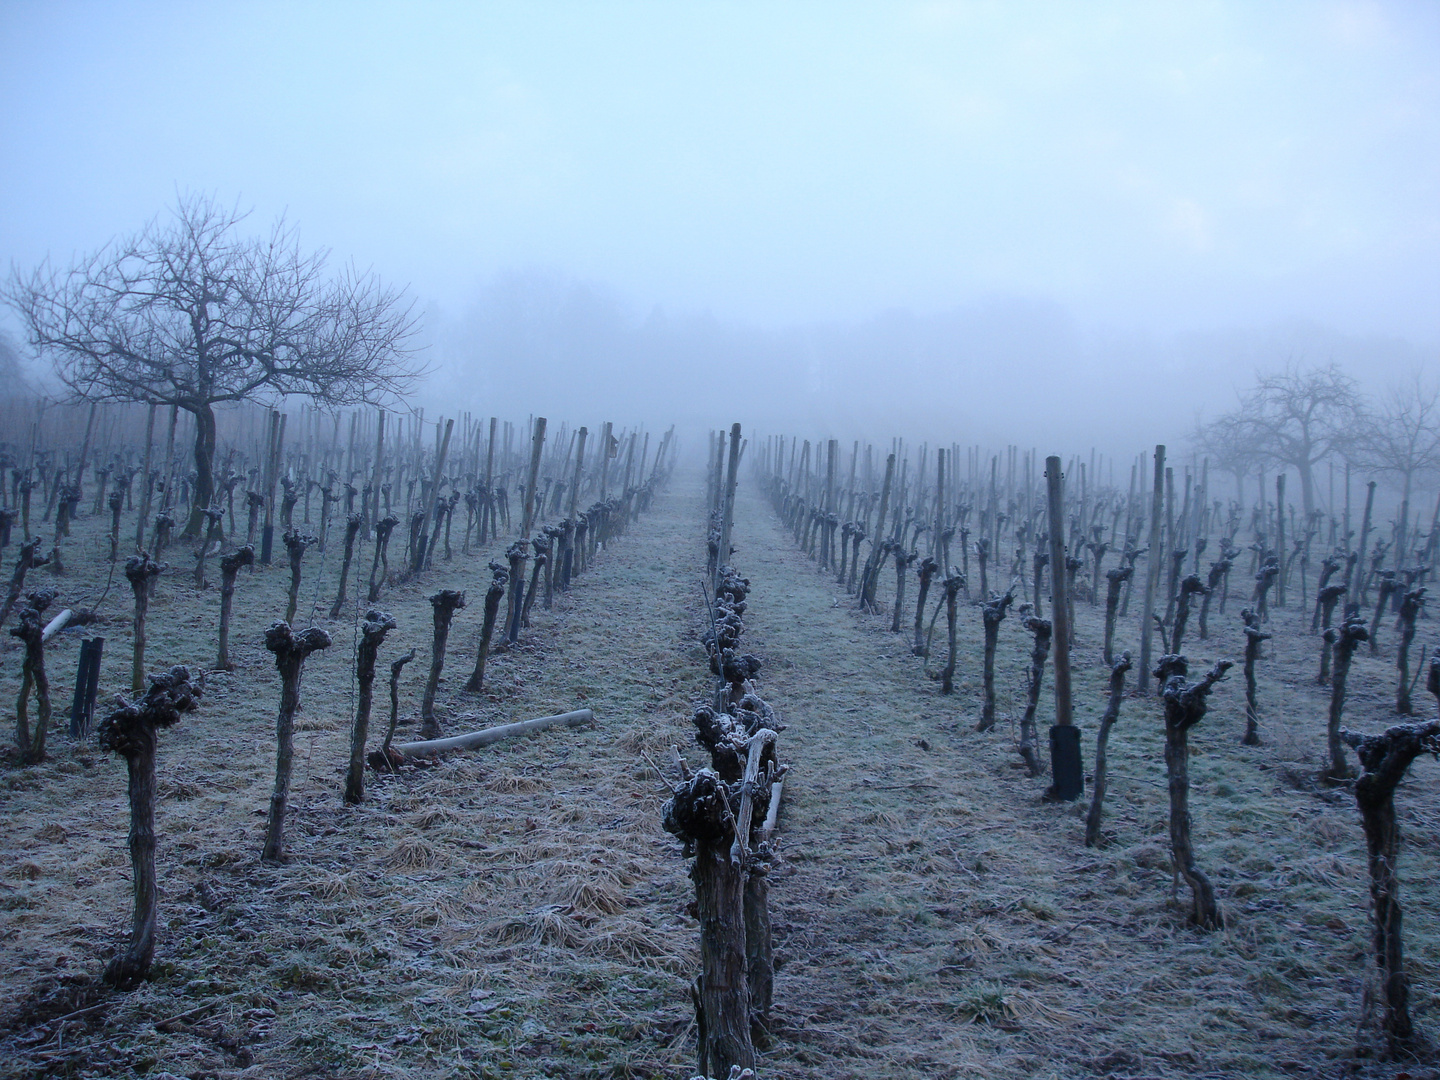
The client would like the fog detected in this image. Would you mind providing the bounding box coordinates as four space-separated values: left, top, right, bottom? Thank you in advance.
2 1 1437 455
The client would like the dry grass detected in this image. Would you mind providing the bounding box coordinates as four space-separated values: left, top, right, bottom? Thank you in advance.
0 473 1436 1079
0 481 704 1079
736 477 1440 1080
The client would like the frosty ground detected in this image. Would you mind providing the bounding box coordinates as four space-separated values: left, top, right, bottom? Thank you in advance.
1 472 1435 1079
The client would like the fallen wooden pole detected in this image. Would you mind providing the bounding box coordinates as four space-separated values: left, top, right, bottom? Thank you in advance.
393 708 595 756
41 609 73 643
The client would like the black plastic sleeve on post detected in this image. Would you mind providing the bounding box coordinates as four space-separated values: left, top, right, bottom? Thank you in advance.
69 641 92 739
260 524 275 565
1049 723 1084 801
84 637 103 732
69 637 105 738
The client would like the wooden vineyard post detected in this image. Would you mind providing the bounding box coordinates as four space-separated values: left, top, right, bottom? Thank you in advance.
597 420 612 502
1275 473 1287 606
1138 445 1165 695
859 453 895 611
716 423 741 587
1352 480 1376 599
367 407 385 533
821 438 836 570
392 709 594 755
500 417 545 644
933 447 945 563
135 403 156 551
567 426 586 520
1045 455 1081 798
479 417 496 544
562 427 587 588
521 417 547 539
414 417 453 571
260 410 285 565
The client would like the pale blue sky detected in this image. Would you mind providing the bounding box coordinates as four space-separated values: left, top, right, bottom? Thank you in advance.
3 1 1437 341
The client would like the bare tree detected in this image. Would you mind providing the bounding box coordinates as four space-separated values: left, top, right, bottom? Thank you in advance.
1217 363 1365 518
5 195 421 537
1351 371 1440 561
1194 410 1263 508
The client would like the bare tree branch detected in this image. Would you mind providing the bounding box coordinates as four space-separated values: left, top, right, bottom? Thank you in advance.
4 193 424 536
1197 362 1365 518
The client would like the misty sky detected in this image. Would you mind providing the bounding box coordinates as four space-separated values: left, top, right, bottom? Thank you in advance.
1 2 1437 449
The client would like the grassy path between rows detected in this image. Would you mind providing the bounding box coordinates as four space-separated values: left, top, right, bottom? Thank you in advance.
0 475 714 1079
727 474 1435 1080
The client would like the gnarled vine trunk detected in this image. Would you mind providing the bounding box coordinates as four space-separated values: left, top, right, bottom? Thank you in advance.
420 589 466 738
1157 656 1233 930
1340 719 1440 1053
216 544 255 670
262 622 332 862
97 666 200 988
1017 614 1052 777
346 609 396 804
1085 653 1132 846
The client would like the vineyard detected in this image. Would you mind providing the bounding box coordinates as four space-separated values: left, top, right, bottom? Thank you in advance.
0 397 1436 1080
